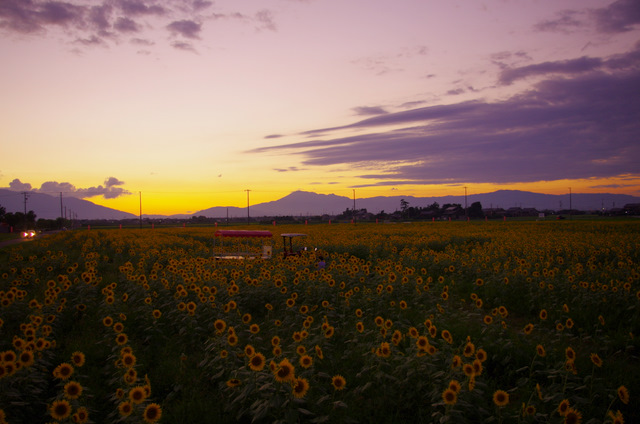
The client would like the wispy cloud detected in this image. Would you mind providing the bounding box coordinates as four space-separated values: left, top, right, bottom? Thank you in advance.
7 177 132 199
0 0 276 51
352 106 388 116
251 46 640 187
534 0 640 34
167 19 201 39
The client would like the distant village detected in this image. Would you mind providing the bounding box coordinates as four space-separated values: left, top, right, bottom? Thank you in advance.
3 199 639 233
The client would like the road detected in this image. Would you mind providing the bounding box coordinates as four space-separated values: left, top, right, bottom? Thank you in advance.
0 237 35 249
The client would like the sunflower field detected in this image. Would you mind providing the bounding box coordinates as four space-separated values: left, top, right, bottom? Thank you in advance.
0 220 638 423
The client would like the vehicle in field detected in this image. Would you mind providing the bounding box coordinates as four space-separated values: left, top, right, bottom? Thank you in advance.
212 230 273 260
21 229 36 238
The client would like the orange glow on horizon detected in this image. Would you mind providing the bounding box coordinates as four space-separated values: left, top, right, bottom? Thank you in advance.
87 176 640 216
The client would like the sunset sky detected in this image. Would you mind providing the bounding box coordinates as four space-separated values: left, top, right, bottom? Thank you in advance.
1 0 639 215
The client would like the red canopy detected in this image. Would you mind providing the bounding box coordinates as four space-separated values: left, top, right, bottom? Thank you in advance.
214 230 273 238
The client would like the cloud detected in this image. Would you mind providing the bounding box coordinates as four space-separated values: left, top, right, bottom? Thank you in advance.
534 0 640 34
255 9 276 31
114 16 140 33
171 40 197 52
116 0 166 17
7 177 131 199
0 0 262 50
274 167 300 172
9 179 32 191
592 0 640 33
250 47 640 187
534 10 585 33
498 56 603 85
353 106 388 116
167 19 201 39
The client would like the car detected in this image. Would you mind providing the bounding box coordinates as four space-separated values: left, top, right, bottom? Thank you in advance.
21 230 36 238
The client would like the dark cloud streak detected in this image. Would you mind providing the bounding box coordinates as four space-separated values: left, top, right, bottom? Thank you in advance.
251 47 640 186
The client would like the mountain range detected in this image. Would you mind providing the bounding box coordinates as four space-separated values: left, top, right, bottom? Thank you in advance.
1 188 639 220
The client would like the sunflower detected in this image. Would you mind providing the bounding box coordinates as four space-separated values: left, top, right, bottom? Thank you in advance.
213 319 226 334
377 342 391 358
103 316 113 327
590 353 602 367
49 399 72 420
291 377 310 398
227 334 238 346
356 322 364 333
463 363 475 377
113 322 124 333
274 358 295 383
18 350 35 368
565 347 576 362
324 326 335 338
143 403 162 423
416 336 429 351
617 385 629 404
115 333 128 346
557 399 570 416
448 379 461 394
244 345 256 358
536 344 546 357
472 359 483 376
271 336 281 346
442 388 457 405
523 323 534 335
63 381 83 399
129 386 147 404
152 309 162 319
53 363 74 380
451 355 462 368
463 342 475 357
315 345 324 360
564 407 582 424
70 351 86 367
249 353 266 371
226 378 242 387
299 355 313 369
493 390 509 407
122 353 137 368
483 315 494 325
332 375 346 391
73 406 89 424
118 401 133 417
539 309 548 320
242 313 252 324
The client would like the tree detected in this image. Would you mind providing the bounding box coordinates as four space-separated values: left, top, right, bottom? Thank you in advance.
468 201 484 218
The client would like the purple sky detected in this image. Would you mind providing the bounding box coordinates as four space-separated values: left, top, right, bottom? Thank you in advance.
0 0 639 214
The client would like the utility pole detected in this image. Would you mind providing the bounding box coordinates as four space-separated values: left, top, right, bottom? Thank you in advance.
569 187 572 219
353 189 356 224
464 186 468 218
245 189 251 225
60 192 63 223
22 191 30 230
139 192 142 229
